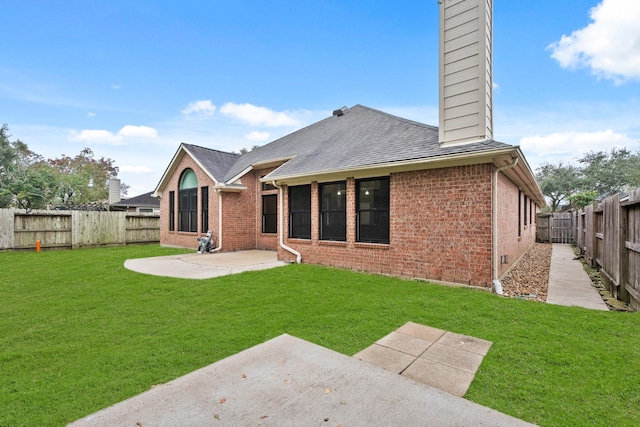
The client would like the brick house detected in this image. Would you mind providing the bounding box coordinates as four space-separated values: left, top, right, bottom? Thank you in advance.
152 0 545 290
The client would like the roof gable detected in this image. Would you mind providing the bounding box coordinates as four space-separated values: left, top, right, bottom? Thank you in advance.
154 143 239 196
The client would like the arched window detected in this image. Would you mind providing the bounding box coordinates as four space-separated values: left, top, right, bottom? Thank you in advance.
179 169 198 232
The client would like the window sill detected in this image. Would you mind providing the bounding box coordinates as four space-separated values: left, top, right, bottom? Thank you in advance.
355 242 390 250
287 238 312 244
318 240 347 247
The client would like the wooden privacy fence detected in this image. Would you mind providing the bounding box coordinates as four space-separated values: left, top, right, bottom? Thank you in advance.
575 189 640 311
536 212 575 244
0 209 160 250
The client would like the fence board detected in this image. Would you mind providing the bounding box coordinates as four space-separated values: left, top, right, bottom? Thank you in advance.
0 209 159 250
126 214 161 243
584 204 594 265
14 212 72 249
575 189 640 311
626 189 640 310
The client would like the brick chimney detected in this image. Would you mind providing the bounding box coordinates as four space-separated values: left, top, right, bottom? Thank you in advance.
439 0 493 147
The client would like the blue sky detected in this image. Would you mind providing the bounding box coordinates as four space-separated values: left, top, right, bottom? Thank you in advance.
2 0 639 196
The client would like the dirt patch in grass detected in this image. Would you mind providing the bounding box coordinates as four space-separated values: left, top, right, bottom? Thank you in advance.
500 243 552 302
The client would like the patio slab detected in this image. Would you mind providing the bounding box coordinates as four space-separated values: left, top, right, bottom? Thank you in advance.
69 334 532 427
353 321 493 397
124 250 288 279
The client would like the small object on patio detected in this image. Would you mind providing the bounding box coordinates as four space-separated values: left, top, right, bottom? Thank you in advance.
196 230 214 253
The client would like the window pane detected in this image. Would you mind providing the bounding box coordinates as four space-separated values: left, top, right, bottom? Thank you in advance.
321 211 346 240
201 186 209 232
179 169 198 189
357 177 389 244
320 182 346 241
290 185 311 211
289 185 311 239
262 182 277 191
169 191 175 231
262 194 277 234
179 188 198 232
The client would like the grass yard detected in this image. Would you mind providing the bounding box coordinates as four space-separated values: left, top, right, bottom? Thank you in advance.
1 245 639 426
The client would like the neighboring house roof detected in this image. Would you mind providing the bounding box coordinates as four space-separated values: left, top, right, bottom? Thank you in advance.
110 191 160 209
154 104 545 205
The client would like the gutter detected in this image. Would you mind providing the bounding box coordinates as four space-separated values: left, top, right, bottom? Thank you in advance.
261 146 518 183
492 156 518 294
211 190 223 253
273 181 302 263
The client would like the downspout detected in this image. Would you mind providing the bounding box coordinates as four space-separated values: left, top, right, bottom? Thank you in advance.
211 190 223 253
273 181 302 263
492 157 518 294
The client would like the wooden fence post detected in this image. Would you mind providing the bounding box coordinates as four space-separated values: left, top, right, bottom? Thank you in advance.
619 199 629 303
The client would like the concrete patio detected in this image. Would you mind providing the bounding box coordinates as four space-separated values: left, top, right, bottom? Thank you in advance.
124 250 288 279
70 324 532 427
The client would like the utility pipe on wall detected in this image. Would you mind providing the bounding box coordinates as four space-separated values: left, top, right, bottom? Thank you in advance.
211 190 223 253
273 181 302 263
492 157 518 294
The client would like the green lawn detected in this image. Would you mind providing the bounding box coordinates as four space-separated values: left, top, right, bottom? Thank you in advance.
1 245 638 426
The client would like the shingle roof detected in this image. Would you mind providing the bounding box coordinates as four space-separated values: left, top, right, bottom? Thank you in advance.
183 143 240 183
222 105 511 182
111 191 159 207
173 105 512 187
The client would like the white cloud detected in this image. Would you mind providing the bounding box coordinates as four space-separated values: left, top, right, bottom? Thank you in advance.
245 131 270 142
70 125 158 145
118 125 158 139
181 100 217 117
119 165 154 174
111 83 121 90
219 102 300 127
71 129 121 144
548 0 640 83
87 112 96 118
520 129 634 160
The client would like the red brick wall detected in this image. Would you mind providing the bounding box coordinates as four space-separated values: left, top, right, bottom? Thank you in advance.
160 157 537 288
496 171 537 277
159 155 217 250
279 164 495 287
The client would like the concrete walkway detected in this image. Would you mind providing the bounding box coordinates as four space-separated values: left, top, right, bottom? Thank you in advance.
124 250 288 279
70 332 533 427
546 244 609 310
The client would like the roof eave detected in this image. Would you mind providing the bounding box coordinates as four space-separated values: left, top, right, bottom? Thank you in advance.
264 147 517 183
262 146 546 206
212 183 248 193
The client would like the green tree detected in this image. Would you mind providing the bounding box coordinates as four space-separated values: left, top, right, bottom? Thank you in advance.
536 162 581 212
0 124 57 211
0 124 17 207
578 147 640 196
568 190 598 209
48 148 119 205
0 163 58 212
